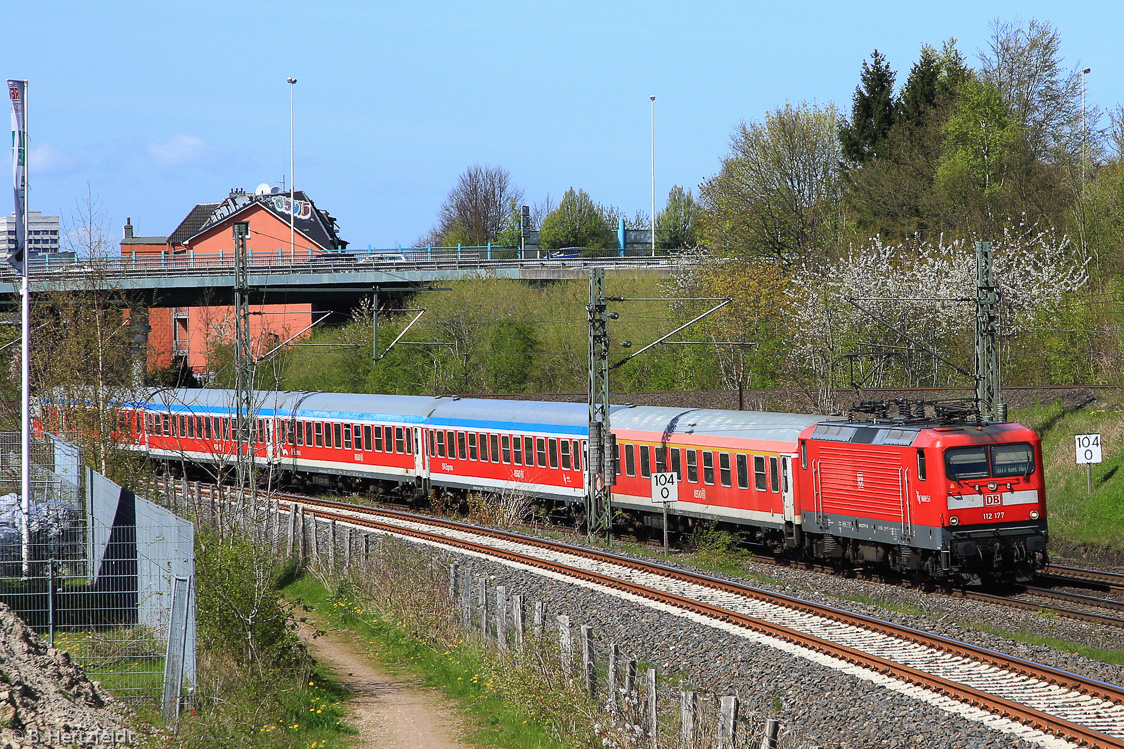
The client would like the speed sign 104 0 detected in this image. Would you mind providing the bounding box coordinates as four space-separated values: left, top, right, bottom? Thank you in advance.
1075 433 1102 465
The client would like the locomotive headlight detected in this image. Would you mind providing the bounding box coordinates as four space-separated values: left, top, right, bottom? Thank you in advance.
949 516 959 526
1030 510 1040 520
987 481 997 492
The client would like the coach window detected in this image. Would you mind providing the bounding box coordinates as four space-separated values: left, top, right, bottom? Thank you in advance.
380 426 390 451
513 436 523 465
548 439 559 469
205 418 213 441
736 454 749 489
490 434 500 462
654 446 666 474
304 422 312 446
165 415 172 436
916 449 927 481
613 443 621 476
332 423 342 449
686 450 698 483
479 433 489 462
186 417 194 439
703 452 715 485
363 425 373 451
501 435 512 463
624 444 636 477
178 415 185 436
639 445 651 478
769 457 780 493
466 433 477 461
719 453 732 487
526 437 537 467
295 422 304 446
560 440 571 470
573 440 582 471
753 456 767 491
371 425 381 452
395 427 405 454
343 424 353 450
537 438 547 468
314 422 324 448
458 432 467 460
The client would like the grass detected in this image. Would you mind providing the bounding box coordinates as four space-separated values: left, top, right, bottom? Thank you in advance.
283 574 567 749
1011 395 1124 550
960 620 1124 666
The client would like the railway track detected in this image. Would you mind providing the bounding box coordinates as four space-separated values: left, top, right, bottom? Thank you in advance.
200 484 1124 749
1043 565 1124 594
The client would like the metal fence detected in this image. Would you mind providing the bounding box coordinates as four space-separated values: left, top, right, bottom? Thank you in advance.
0 434 195 716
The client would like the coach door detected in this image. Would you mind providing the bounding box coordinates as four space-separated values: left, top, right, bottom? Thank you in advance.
781 455 795 522
413 428 425 476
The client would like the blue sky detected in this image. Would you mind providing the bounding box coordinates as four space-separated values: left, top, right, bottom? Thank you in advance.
3 1 1120 249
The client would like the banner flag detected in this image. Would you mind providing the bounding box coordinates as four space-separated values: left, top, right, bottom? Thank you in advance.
7 79 27 276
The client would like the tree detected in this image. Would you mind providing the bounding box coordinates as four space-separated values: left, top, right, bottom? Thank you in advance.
698 102 842 264
655 186 699 249
538 188 614 250
979 17 1088 163
840 50 897 164
936 77 1022 226
897 46 941 130
426 164 523 246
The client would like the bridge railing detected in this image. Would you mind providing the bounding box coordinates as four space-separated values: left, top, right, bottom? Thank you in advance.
0 246 686 281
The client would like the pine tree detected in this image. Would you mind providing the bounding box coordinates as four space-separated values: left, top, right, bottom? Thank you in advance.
840 50 897 163
897 45 941 129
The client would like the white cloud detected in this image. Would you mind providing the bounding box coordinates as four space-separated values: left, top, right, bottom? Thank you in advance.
28 143 74 174
146 134 215 168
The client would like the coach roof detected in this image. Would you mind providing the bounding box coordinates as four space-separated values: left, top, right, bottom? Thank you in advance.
612 406 824 444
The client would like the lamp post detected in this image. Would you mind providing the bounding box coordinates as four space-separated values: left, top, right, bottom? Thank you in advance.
650 94 656 256
1081 67 1091 256
287 77 297 258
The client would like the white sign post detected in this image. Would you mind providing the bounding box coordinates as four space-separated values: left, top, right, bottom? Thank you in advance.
1075 433 1102 494
651 472 678 552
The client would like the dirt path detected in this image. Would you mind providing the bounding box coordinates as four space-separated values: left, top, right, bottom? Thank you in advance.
297 618 470 749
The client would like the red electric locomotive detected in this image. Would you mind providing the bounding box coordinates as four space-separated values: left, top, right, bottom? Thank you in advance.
795 416 1047 583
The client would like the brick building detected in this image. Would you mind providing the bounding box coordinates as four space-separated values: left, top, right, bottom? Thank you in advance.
122 185 347 378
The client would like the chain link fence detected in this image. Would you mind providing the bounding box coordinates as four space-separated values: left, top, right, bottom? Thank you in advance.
0 434 195 716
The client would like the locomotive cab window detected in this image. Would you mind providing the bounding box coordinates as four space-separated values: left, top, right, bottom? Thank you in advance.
916 449 927 481
991 443 1034 477
944 446 989 480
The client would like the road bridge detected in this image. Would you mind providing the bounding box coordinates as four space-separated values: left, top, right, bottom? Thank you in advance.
0 253 683 309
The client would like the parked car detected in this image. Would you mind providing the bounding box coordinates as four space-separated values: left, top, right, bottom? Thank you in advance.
546 248 581 259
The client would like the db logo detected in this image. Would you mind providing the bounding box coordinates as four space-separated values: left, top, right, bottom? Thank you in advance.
984 494 1001 506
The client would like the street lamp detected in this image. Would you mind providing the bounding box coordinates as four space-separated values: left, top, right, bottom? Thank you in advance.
1081 67 1091 256
650 95 656 257
287 77 297 259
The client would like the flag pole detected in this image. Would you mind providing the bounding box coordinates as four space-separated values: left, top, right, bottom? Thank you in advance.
8 79 30 576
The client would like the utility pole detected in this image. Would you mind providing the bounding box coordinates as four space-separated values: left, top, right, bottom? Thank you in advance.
586 268 613 541
974 241 1004 421
233 221 256 490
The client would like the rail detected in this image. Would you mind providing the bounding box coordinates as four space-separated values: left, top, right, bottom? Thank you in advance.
170 478 1124 748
